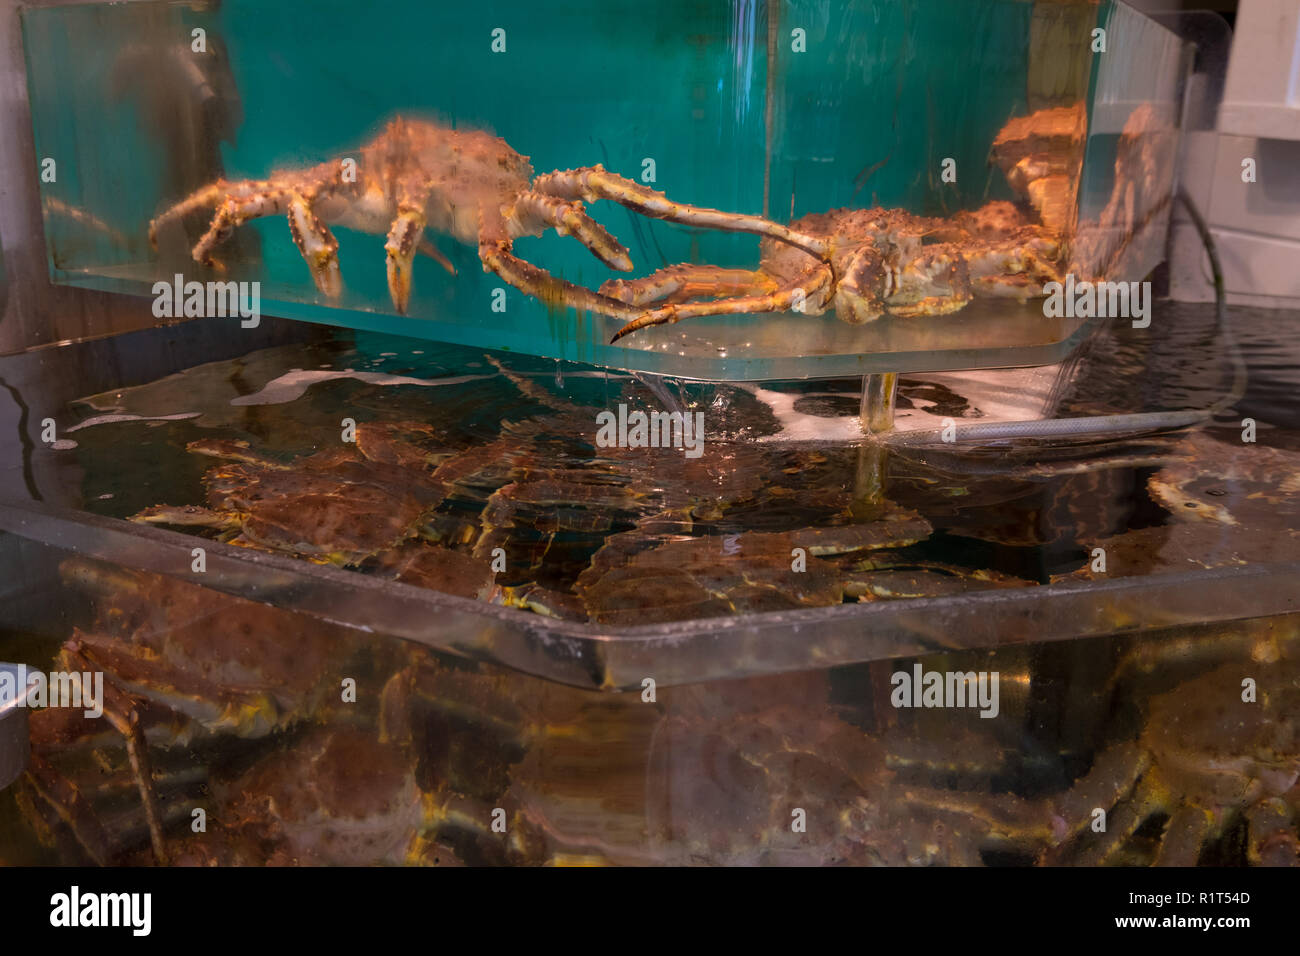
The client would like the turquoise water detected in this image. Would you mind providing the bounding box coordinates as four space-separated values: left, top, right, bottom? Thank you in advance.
23 0 1129 376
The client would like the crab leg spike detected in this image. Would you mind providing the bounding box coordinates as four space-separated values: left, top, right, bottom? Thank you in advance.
532 166 830 259
478 239 642 323
610 263 833 342
510 190 633 271
287 193 342 297
601 265 778 307
385 207 427 313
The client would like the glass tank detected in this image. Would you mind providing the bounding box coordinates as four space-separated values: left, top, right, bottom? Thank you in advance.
20 0 1186 378
4 0 1294 872
1 531 1296 867
1 302 1298 865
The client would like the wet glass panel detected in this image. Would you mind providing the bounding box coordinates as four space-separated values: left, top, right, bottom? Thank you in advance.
21 0 1185 379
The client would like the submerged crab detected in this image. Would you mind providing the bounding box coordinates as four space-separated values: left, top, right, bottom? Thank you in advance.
17 559 362 865
1146 430 1300 529
131 423 454 565
600 203 1063 340
477 356 1038 623
168 724 475 867
563 507 938 625
1050 654 1300 866
588 105 1081 341
640 671 1063 866
148 116 819 315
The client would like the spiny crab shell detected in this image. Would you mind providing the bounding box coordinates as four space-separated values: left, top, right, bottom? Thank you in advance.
600 201 1064 340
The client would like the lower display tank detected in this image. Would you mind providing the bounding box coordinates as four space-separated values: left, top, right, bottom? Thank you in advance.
0 307 1297 866
1 550 1296 866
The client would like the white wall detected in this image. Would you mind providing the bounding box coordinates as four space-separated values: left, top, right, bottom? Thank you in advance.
1170 0 1300 306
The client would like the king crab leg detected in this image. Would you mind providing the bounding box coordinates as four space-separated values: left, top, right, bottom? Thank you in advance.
287 192 342 297
608 262 835 341
418 237 456 274
63 641 169 865
476 230 644 323
147 121 836 321
483 170 832 324
603 265 778 306
531 166 829 259
150 161 352 270
508 190 633 271
384 181 432 313
147 181 234 249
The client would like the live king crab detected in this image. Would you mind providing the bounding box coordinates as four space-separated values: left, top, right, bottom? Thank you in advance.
149 112 1080 343
149 116 822 318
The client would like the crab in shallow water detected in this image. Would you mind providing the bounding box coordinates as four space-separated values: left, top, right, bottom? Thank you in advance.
1065 431 1300 579
1146 430 1300 529
131 422 457 566
561 506 938 625
599 202 1063 341
377 650 664 864
373 657 1063 865
367 540 498 600
476 356 1041 623
148 115 819 315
